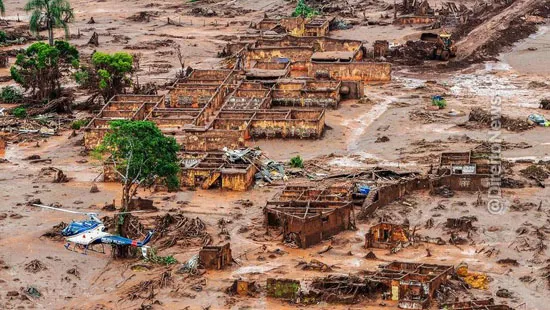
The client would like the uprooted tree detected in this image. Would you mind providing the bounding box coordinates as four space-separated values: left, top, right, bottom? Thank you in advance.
96 120 180 258
10 40 79 99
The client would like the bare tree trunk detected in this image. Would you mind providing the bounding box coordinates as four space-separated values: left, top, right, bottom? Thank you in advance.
48 22 54 46
113 183 138 259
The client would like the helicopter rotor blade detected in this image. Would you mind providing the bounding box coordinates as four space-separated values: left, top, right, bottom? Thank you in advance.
32 204 91 215
113 211 150 215
32 204 151 217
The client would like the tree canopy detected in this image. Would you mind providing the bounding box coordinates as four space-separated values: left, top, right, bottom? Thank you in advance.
10 40 79 99
98 120 180 208
25 0 74 45
89 52 134 101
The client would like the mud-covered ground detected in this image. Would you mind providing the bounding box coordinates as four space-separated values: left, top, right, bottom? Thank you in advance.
1 0 550 309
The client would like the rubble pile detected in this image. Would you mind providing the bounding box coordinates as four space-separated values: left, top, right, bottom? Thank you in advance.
24 259 47 273
305 275 382 304
41 222 68 241
126 270 173 301
152 213 212 249
391 40 437 65
38 167 69 183
127 11 159 22
468 108 534 132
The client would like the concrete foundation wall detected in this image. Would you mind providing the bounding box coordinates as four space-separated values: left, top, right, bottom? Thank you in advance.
395 16 438 24
84 128 109 150
245 47 314 68
177 130 244 152
250 112 324 139
221 166 257 191
310 62 392 82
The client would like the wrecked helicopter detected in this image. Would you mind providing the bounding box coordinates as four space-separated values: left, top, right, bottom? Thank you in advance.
33 204 154 258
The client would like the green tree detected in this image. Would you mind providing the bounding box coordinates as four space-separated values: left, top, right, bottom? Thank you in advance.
89 52 134 101
0 1 6 16
10 41 79 99
292 0 318 18
96 120 180 258
25 0 74 46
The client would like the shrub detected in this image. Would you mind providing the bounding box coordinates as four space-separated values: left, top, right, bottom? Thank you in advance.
71 119 89 130
10 41 79 99
292 0 318 18
146 248 178 265
0 31 7 43
289 155 304 168
12 106 27 118
1 86 23 103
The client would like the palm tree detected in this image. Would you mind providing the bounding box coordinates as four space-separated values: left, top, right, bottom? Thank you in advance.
25 0 74 46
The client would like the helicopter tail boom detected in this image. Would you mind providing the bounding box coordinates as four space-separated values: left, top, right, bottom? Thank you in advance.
100 230 155 247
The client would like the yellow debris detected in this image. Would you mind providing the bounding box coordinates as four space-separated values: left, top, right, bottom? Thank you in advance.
463 272 489 290
456 262 489 290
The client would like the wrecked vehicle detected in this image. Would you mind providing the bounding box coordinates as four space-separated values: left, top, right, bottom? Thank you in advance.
527 113 550 127
420 32 457 61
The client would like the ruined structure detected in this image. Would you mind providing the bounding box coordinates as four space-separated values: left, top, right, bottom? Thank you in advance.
359 149 493 218
264 184 355 248
373 261 453 309
180 151 257 191
256 16 330 37
435 150 493 191
199 243 232 270
85 25 393 156
365 222 411 249
267 261 453 309
84 95 164 149
397 0 438 24
85 69 329 151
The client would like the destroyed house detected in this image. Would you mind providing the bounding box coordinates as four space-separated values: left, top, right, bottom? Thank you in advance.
257 17 306 35
84 95 164 149
179 151 257 191
254 36 363 54
244 46 314 69
265 184 355 248
365 222 411 249
372 261 453 309
304 18 330 37
271 80 341 108
245 61 290 81
256 16 330 37
436 150 493 191
249 36 365 64
162 70 327 151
